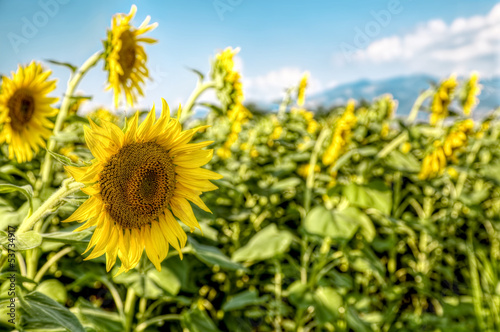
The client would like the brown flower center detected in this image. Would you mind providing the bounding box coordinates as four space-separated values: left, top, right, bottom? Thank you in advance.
7 89 35 131
118 30 137 81
99 142 176 229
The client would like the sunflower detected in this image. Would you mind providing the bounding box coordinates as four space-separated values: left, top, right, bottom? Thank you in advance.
297 72 309 106
461 72 481 116
0 62 58 163
430 75 457 125
63 99 221 274
104 5 157 107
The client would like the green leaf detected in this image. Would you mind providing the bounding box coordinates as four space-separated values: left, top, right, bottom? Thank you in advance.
342 180 392 215
41 230 92 245
0 183 33 215
187 67 205 81
148 267 181 296
222 290 270 311
46 149 82 167
73 298 123 332
0 230 42 250
189 238 245 271
313 287 343 324
46 59 77 73
232 224 293 262
304 206 363 241
20 291 85 332
113 271 162 300
385 150 420 172
36 279 67 304
182 308 220 332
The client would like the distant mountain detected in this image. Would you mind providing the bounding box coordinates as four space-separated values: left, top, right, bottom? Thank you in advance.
308 74 500 117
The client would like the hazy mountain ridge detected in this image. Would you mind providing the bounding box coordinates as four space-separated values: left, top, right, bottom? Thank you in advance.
308 74 500 116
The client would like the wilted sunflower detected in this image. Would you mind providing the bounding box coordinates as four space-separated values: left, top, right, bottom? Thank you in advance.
104 5 157 107
0 62 58 163
63 100 221 274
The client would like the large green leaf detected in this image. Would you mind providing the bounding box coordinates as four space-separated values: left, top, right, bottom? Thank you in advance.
232 224 293 262
287 281 315 309
342 180 392 215
189 238 245 271
148 267 181 296
20 291 85 332
182 308 220 332
304 206 374 242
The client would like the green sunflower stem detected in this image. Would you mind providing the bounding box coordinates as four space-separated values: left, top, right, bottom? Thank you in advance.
124 287 137 332
36 51 103 195
181 81 217 124
406 89 433 124
17 179 84 234
304 128 329 213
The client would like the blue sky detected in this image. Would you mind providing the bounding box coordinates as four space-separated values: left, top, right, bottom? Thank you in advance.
0 0 499 112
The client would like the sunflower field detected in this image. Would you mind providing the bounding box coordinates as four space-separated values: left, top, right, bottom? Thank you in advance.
1 5 500 332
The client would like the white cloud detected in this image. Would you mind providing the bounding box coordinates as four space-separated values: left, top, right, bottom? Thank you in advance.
349 3 500 76
244 67 323 102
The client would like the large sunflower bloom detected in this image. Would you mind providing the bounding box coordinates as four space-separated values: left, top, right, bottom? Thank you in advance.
63 99 221 274
104 5 157 107
0 62 58 163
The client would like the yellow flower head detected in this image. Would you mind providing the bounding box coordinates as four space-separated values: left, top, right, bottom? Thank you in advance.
418 141 446 180
297 163 320 179
0 62 58 162
461 72 481 116
216 147 232 159
400 142 412 154
322 100 357 166
297 72 309 106
104 5 157 107
63 100 221 275
430 75 457 125
89 107 119 124
211 47 245 113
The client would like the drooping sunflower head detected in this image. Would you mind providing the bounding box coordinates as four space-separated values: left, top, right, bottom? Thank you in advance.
104 5 158 107
460 72 481 116
430 75 457 125
211 47 244 113
0 62 58 163
297 72 309 106
63 99 221 275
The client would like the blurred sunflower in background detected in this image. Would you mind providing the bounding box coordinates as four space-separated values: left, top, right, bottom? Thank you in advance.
64 100 221 275
460 72 481 116
430 75 457 125
104 4 158 107
0 62 58 163
297 72 309 106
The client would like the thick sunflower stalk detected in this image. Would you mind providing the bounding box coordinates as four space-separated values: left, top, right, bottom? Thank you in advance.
419 119 474 179
322 100 357 167
430 75 457 125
